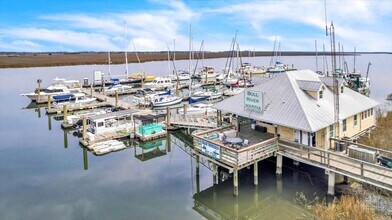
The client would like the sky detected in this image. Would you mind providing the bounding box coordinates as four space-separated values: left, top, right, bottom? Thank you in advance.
0 0 391 52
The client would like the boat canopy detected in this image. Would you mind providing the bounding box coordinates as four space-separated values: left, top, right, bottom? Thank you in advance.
53 94 75 100
189 96 209 104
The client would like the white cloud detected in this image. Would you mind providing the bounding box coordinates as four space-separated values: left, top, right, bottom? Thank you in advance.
0 0 391 52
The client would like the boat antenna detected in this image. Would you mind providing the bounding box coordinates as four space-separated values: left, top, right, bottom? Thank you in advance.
270 35 277 66
365 62 371 87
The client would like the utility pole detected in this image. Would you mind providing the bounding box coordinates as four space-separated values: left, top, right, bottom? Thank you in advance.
326 21 340 141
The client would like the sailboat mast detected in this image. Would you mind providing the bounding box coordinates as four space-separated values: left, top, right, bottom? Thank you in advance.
353 46 356 73
173 38 176 62
123 22 129 78
108 51 112 77
188 24 192 95
315 40 319 72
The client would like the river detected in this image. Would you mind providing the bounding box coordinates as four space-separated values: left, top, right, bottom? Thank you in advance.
0 54 390 219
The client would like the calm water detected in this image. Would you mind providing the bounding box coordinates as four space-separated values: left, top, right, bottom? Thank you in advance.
0 54 391 219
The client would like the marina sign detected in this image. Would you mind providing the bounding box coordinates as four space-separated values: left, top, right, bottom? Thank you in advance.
244 90 263 112
201 140 221 160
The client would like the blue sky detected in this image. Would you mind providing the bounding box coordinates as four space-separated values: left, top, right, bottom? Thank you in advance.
1 0 391 52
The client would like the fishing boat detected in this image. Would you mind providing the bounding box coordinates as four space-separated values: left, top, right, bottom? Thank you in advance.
224 87 245 96
52 93 96 108
179 103 216 115
21 78 82 102
143 77 174 90
151 95 183 107
89 140 127 155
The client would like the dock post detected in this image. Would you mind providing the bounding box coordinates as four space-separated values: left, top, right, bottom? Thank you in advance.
276 174 283 194
254 161 258 185
37 106 41 118
233 168 239 196
82 116 87 141
63 105 67 123
47 95 51 109
63 129 68 148
47 115 52 131
183 104 187 115
83 147 88 170
166 106 171 128
37 79 42 102
115 91 119 107
212 164 218 185
196 155 200 193
276 154 283 175
327 171 336 196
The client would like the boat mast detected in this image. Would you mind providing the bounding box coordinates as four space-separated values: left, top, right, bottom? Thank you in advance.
353 46 356 73
188 24 192 96
173 38 176 62
108 51 112 77
315 40 319 72
327 21 340 140
123 21 129 78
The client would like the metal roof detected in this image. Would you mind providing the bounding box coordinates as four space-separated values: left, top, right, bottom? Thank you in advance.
213 69 379 132
89 109 139 120
296 80 323 91
319 77 346 87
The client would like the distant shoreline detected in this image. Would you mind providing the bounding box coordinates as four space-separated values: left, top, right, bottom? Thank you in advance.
0 51 390 69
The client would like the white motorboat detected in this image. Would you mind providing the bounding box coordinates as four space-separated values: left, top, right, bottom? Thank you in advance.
196 66 217 79
133 89 171 106
105 84 133 95
179 103 216 115
21 77 82 102
143 77 174 90
52 93 97 108
170 70 190 81
192 89 223 100
224 87 245 96
90 140 126 155
151 95 183 107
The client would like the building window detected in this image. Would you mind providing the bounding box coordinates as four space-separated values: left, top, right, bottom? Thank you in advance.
341 86 344 93
319 90 323 99
371 108 373 116
361 112 364 120
354 115 358 126
329 125 334 137
98 122 104 127
343 119 347 132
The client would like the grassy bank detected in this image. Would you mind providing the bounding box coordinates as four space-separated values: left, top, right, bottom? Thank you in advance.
0 51 338 68
360 111 392 153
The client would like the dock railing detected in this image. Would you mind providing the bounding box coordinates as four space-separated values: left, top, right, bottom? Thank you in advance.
278 139 392 191
193 125 278 169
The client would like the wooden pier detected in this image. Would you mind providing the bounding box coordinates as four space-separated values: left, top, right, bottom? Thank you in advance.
170 114 219 129
191 125 392 196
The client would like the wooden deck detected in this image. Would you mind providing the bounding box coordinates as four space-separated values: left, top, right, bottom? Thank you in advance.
191 125 392 192
193 125 279 170
278 140 392 191
170 114 219 129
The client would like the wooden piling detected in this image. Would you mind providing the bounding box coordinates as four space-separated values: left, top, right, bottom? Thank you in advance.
63 129 68 148
166 106 171 127
82 116 87 141
183 104 187 115
47 115 52 131
212 164 218 185
47 95 51 109
115 91 119 107
83 148 88 170
63 105 67 123
37 79 42 102
233 168 238 196
276 154 282 175
254 161 258 185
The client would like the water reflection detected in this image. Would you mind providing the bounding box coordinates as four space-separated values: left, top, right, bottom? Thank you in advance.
134 138 167 161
